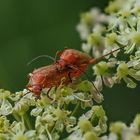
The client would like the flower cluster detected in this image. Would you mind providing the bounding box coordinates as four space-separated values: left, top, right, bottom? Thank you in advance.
77 0 140 91
1 0 140 139
0 85 140 140
101 114 140 140
0 80 104 140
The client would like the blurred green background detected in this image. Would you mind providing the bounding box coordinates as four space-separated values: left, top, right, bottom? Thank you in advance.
0 0 140 123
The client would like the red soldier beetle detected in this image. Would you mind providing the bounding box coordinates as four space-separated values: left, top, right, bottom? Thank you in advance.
26 47 125 98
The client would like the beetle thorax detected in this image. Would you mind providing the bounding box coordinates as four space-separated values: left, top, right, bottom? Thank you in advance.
60 49 91 65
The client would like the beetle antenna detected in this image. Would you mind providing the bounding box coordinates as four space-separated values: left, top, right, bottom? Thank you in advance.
27 55 55 66
89 46 126 64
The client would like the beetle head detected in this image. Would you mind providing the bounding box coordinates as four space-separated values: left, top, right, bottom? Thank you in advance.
27 84 42 97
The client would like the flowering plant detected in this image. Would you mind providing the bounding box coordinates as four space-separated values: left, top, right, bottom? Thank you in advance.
77 0 140 90
1 0 140 139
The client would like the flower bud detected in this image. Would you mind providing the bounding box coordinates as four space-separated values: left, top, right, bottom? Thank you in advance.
105 33 117 46
94 62 108 75
84 131 98 140
80 12 92 25
88 33 102 46
13 133 29 140
105 1 120 13
120 10 131 18
54 109 67 120
117 63 129 78
78 119 92 132
131 32 140 45
110 121 126 134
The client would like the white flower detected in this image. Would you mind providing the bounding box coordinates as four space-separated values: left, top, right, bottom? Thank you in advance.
82 43 91 54
114 62 140 88
77 23 90 40
93 61 116 89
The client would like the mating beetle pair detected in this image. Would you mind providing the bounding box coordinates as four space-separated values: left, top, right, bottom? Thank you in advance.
27 48 123 98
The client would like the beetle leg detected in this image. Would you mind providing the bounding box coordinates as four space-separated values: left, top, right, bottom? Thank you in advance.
46 88 53 100
68 72 72 83
67 64 101 95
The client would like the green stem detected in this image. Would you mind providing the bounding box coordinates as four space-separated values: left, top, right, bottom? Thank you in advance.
50 120 57 134
21 115 25 133
24 113 33 130
71 101 80 116
46 128 53 140
12 113 20 122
